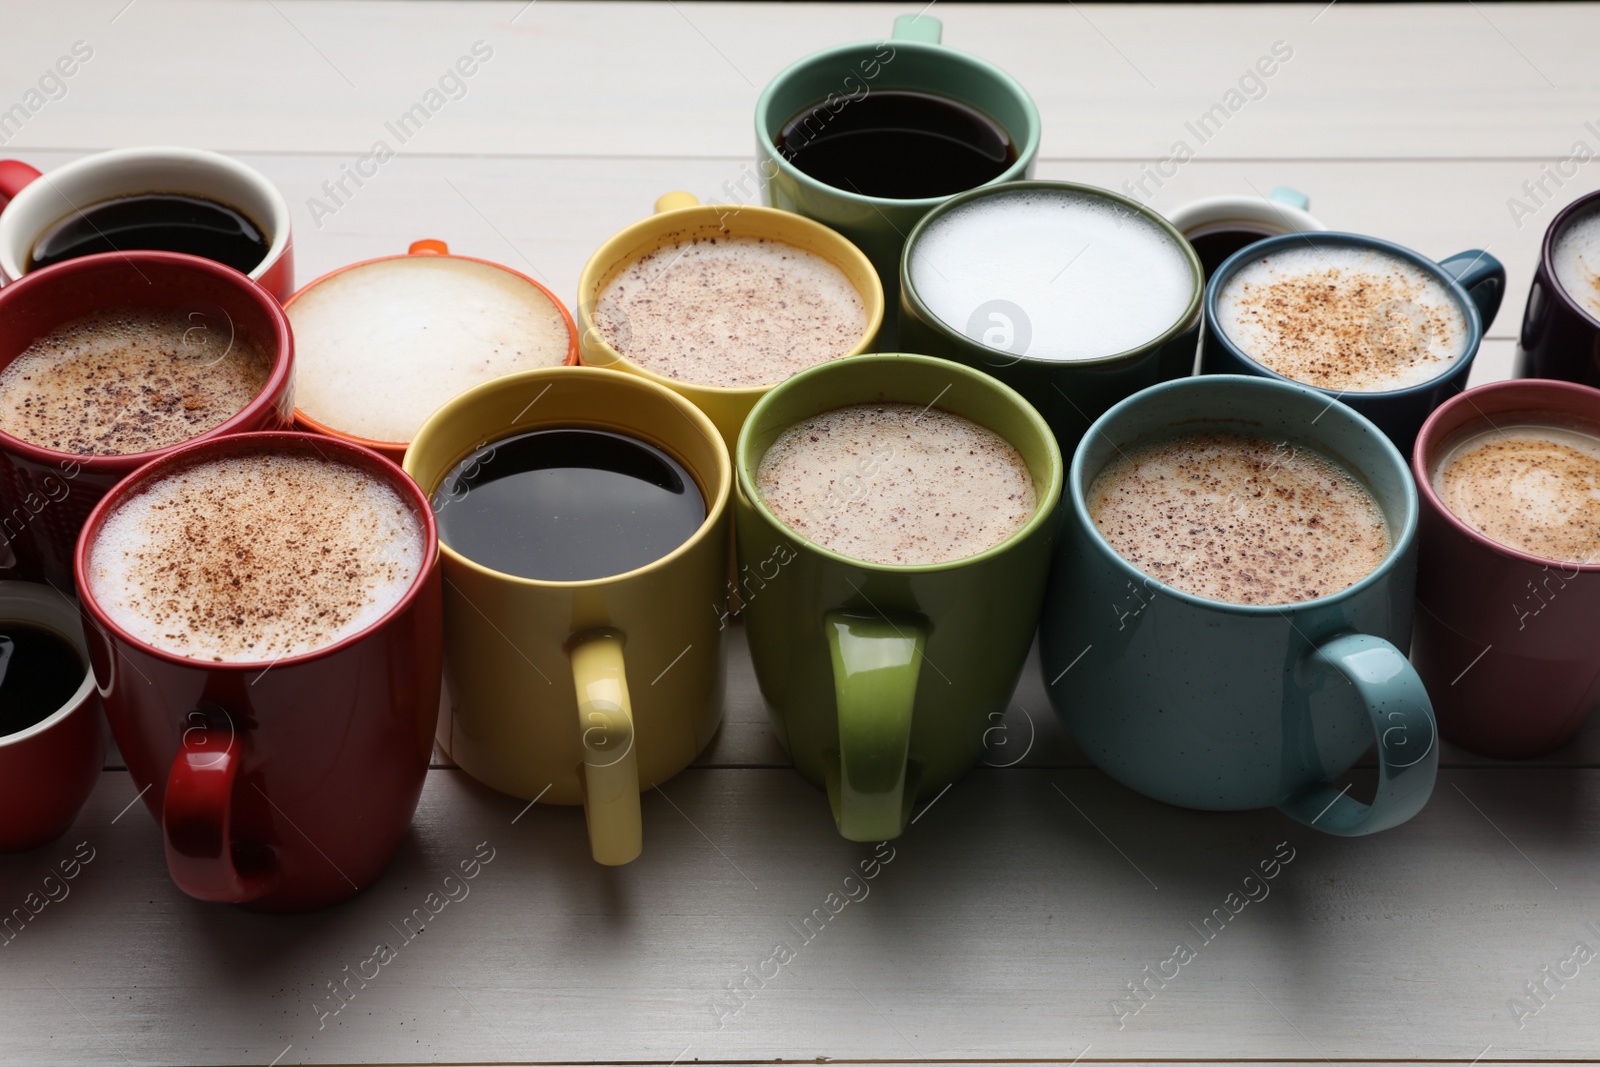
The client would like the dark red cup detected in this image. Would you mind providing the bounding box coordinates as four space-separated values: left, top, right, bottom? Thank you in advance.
75 432 442 912
0 251 295 590
1412 379 1600 758
1514 189 1600 385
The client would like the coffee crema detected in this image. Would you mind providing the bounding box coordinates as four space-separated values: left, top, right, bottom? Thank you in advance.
909 187 1195 362
289 257 572 444
593 235 867 389
1553 207 1600 323
88 452 426 662
1214 245 1468 392
1088 431 1389 605
0 307 272 456
1432 419 1600 564
756 402 1035 566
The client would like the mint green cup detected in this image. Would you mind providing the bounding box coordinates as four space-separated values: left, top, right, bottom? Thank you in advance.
736 353 1062 841
754 15 1041 322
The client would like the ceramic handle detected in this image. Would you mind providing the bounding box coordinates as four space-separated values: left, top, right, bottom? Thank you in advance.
825 612 922 841
572 632 643 865
892 13 941 43
162 708 273 902
1438 249 1506 331
0 159 41 211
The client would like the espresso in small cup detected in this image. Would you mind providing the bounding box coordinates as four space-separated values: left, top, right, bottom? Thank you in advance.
0 307 272 456
593 236 867 389
0 621 85 738
1551 207 1600 322
908 185 1195 361
756 402 1035 565
1430 418 1600 564
1214 245 1470 392
1089 431 1389 605
28 193 270 275
87 451 427 661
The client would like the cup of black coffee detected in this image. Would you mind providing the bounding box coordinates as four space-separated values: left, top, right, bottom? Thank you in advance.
0 581 103 853
0 146 294 301
753 14 1040 323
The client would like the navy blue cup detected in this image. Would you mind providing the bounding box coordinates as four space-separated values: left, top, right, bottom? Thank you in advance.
1200 232 1504 457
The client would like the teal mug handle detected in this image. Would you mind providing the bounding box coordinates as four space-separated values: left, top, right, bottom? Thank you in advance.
1438 249 1506 332
1268 186 1310 211
892 13 942 43
1278 633 1439 836
824 612 923 841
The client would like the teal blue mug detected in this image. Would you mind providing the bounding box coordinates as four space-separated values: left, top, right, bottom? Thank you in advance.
1040 375 1438 836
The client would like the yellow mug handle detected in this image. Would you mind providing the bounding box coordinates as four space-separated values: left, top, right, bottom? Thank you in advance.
570 632 642 865
654 191 699 213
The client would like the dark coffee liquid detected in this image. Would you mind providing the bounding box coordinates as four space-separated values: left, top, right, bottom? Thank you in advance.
433 428 705 582
28 192 269 274
1189 227 1277 280
776 89 1016 200
0 623 84 737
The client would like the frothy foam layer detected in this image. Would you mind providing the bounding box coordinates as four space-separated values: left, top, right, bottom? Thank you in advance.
1553 206 1600 322
908 188 1195 362
289 257 572 444
1432 420 1600 564
1089 431 1389 605
0 307 272 456
756 402 1036 565
593 235 867 388
89 452 426 662
1215 244 1469 392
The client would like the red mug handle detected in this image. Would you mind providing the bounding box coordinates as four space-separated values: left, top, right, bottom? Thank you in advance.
162 709 273 903
0 160 42 212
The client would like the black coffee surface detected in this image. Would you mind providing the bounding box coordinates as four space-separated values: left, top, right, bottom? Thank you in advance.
1190 228 1276 280
0 623 84 737
29 192 269 274
433 428 705 582
776 89 1016 200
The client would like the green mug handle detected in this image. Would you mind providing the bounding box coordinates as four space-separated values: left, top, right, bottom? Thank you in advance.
824 612 923 841
1278 633 1439 836
892 13 942 43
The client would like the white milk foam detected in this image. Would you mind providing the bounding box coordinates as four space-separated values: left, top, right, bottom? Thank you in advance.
1215 244 1469 392
1554 207 1600 321
89 452 426 662
908 188 1195 362
289 256 571 443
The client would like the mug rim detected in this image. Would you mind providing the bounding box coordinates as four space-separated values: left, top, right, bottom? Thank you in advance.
736 351 1064 575
73 430 440 672
1412 377 1600 573
899 179 1205 369
0 146 292 285
0 580 95 749
404 365 735 590
285 243 581 455
575 201 885 398
1203 230 1485 400
1165 193 1327 237
1069 373 1420 616
1539 188 1600 332
753 37 1041 210
0 250 295 472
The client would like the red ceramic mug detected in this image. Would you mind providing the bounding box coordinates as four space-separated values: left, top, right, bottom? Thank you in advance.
0 147 294 301
74 432 443 912
0 251 294 590
1412 379 1600 758
0 581 104 852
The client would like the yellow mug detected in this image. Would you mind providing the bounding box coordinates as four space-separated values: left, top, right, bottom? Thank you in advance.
576 192 885 452
403 367 732 865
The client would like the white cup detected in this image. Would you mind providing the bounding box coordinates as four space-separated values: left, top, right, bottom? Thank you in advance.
1166 186 1326 281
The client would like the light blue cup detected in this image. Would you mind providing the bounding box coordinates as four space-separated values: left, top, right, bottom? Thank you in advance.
1040 374 1438 836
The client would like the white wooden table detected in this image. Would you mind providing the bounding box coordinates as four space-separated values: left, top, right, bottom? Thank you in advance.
4 3 1600 1064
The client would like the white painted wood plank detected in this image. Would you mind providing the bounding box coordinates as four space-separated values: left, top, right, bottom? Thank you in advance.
2 766 1597 1065
2 3 1597 160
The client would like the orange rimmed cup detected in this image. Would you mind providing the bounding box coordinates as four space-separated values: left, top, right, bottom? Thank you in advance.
577 193 884 452
287 240 580 464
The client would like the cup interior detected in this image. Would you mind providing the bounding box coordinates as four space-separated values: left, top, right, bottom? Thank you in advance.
1545 193 1600 327
405 367 732 585
0 581 94 747
737 353 1062 568
0 148 290 282
1073 375 1418 605
0 251 293 463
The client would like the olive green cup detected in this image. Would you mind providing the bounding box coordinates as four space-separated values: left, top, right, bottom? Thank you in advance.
736 353 1062 841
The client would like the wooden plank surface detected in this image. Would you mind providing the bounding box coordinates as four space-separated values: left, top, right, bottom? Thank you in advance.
4 3 1600 1066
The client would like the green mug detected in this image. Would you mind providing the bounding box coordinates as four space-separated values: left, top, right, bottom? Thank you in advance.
753 15 1041 325
735 353 1062 841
